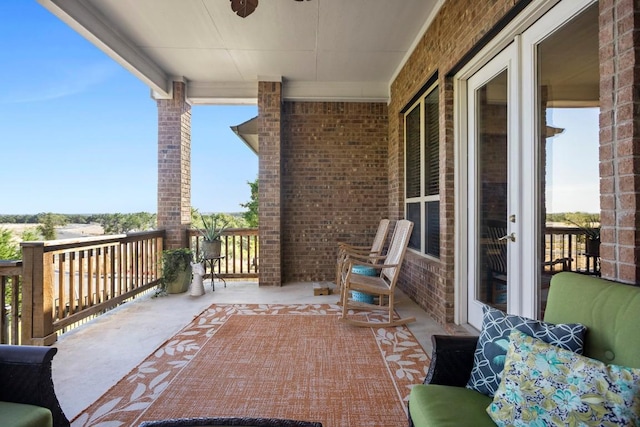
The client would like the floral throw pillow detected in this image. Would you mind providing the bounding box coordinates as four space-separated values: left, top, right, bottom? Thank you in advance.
488 330 640 426
466 305 586 397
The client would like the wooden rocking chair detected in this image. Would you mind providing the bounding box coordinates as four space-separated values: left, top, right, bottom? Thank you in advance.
340 219 415 327
335 218 390 298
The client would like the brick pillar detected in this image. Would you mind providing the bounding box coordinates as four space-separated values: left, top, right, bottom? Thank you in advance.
157 81 191 249
258 81 283 286
599 0 640 283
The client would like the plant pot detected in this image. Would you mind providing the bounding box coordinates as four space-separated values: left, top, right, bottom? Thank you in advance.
202 240 222 258
166 265 193 294
586 237 600 257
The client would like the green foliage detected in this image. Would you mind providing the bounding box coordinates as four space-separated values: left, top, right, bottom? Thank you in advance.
36 212 67 240
241 177 258 227
0 227 20 260
94 212 157 234
0 213 156 235
547 212 600 241
195 211 230 242
0 214 40 224
565 212 600 240
21 228 41 242
156 248 193 296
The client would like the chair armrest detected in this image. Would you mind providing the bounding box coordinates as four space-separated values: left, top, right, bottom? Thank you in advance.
0 345 70 427
338 242 371 251
423 335 478 387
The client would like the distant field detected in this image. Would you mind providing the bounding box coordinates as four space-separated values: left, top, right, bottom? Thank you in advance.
0 223 104 241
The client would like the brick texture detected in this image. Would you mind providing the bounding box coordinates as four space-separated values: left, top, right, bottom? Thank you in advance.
598 0 640 283
281 102 388 282
157 81 191 249
258 81 283 286
388 0 523 324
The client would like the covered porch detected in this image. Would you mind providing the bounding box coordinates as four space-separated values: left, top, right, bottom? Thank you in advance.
50 279 449 421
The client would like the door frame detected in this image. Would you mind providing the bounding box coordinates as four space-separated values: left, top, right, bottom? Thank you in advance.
453 0 596 326
464 43 520 329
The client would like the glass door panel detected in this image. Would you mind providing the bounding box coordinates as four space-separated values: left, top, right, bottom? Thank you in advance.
467 44 515 329
478 71 509 311
536 3 599 318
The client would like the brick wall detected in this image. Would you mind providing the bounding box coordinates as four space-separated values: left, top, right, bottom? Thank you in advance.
281 102 388 282
599 0 640 284
258 81 283 286
389 0 523 324
157 81 191 249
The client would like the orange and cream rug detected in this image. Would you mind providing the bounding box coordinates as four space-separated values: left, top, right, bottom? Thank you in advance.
72 304 429 427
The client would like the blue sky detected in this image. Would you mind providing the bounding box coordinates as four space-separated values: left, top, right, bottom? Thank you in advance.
0 1 258 215
545 107 600 214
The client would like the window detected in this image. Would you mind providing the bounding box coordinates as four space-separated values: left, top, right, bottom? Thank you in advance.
405 84 440 257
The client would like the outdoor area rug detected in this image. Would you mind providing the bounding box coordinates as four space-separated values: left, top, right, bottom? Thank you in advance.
72 304 430 427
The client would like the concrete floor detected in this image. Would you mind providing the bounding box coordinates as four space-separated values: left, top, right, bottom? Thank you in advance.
52 280 448 420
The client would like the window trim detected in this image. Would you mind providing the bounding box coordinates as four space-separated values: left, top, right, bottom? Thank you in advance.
404 81 440 259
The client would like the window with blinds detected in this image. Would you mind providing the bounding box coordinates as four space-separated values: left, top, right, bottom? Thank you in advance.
404 83 440 258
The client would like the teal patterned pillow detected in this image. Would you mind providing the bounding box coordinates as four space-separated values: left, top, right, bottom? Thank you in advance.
466 305 586 397
488 330 640 427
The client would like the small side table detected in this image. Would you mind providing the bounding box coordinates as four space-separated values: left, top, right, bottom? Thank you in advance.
204 256 226 291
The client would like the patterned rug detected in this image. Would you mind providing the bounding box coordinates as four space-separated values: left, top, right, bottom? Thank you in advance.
72 304 430 427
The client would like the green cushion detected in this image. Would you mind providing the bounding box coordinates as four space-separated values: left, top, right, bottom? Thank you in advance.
0 401 53 427
409 384 495 427
545 272 640 368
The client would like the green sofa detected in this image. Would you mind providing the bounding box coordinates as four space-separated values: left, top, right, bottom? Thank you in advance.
408 272 640 426
0 345 69 427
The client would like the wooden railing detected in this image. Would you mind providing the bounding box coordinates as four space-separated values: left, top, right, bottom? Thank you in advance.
18 230 164 345
543 226 600 275
189 228 259 279
0 228 259 346
0 260 22 344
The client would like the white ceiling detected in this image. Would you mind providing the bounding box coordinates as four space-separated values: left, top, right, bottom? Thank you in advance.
39 0 443 104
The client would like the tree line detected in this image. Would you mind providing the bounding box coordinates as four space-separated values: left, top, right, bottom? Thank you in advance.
546 212 600 228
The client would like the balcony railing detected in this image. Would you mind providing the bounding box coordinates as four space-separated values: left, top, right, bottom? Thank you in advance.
1 225 593 345
17 230 164 345
0 227 260 345
188 228 259 279
0 260 21 344
543 226 600 275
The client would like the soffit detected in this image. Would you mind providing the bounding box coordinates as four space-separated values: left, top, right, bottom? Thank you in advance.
39 0 443 104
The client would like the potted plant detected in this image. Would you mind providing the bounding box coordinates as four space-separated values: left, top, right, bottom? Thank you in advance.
568 216 600 256
157 248 193 295
198 213 230 259
584 228 600 257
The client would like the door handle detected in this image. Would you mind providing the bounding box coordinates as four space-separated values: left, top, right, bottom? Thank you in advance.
498 232 516 242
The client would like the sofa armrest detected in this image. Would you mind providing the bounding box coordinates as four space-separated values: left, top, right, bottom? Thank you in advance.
423 335 478 387
0 345 70 427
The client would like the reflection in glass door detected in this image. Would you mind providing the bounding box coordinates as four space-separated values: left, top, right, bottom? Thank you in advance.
467 44 516 329
462 0 598 327
536 3 599 318
477 71 509 311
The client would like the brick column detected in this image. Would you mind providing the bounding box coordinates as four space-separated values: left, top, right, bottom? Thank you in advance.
258 81 283 286
599 0 640 283
157 81 191 249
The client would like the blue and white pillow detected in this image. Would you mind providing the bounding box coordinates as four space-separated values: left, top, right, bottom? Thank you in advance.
466 305 586 397
488 330 640 426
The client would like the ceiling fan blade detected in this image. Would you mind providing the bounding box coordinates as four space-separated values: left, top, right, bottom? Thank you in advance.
230 0 259 18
